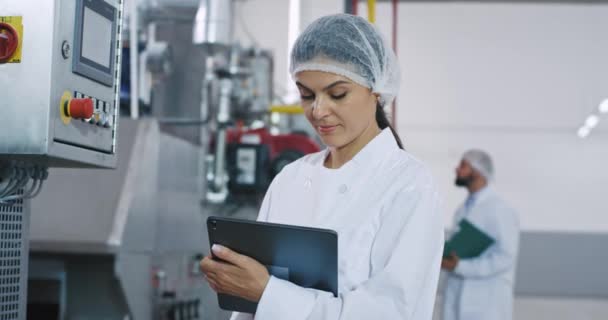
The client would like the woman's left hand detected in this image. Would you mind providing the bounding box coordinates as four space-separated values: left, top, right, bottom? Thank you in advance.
200 244 270 303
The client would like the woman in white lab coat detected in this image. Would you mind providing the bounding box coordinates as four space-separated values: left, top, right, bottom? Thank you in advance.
200 14 444 319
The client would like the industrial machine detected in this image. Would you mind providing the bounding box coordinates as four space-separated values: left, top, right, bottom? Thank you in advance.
0 0 124 319
135 0 320 204
223 127 320 195
1 0 317 318
28 119 221 320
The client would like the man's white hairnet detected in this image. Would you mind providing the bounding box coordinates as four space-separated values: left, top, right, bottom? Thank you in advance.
289 14 400 107
463 149 494 181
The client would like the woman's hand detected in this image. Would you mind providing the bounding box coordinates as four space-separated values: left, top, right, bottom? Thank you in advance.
200 244 270 302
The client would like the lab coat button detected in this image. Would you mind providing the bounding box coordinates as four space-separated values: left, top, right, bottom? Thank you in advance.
339 184 348 194
304 178 312 188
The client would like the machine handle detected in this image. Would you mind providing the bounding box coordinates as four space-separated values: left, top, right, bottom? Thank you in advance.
0 22 19 62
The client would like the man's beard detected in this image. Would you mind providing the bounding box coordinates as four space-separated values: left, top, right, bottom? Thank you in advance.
455 175 473 187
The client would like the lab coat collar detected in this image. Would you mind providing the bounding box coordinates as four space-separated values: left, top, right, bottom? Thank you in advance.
469 185 493 205
350 128 399 168
456 185 494 221
319 128 398 171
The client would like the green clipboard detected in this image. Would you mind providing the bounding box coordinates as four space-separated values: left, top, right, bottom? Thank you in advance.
443 219 495 259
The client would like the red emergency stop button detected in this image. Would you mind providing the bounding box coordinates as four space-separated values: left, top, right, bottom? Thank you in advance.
0 22 19 63
68 98 94 119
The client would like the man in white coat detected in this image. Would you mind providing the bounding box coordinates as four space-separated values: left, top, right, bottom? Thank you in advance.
441 150 520 320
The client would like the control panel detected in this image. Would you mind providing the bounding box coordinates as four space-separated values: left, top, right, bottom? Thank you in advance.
0 0 124 168
59 91 117 127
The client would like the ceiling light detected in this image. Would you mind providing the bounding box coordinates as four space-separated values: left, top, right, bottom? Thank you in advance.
599 99 608 114
577 126 590 138
584 115 599 128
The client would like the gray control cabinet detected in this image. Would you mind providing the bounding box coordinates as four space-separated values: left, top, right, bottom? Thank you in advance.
0 0 124 168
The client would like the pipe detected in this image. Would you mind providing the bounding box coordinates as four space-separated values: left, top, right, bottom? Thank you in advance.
157 118 211 126
367 0 376 23
391 0 397 129
286 0 301 102
129 0 139 119
193 0 234 46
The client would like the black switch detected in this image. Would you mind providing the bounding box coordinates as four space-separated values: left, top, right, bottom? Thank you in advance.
167 305 176 320
193 299 200 319
185 301 192 320
178 301 185 320
162 291 176 299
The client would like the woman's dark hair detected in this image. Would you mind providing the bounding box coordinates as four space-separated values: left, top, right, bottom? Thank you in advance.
376 103 404 149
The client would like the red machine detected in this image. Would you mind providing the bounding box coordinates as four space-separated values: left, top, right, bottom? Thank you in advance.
226 127 320 180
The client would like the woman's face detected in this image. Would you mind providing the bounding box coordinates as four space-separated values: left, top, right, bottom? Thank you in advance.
295 71 378 149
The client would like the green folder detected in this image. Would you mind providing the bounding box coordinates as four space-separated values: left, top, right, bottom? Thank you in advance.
443 219 495 259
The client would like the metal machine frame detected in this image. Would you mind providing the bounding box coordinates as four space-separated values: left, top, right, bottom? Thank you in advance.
0 1 125 319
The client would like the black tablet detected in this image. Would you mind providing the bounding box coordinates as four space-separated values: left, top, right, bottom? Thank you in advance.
207 216 338 314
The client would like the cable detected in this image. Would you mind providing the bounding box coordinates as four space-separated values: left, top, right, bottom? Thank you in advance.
0 166 16 197
0 165 20 198
2 176 28 200
21 179 39 199
0 170 21 198
24 166 47 199
0 22 19 63
26 180 44 199
0 178 13 198
0 166 35 201
0 164 48 203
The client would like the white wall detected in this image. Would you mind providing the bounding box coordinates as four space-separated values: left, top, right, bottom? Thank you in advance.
433 296 608 320
358 2 608 232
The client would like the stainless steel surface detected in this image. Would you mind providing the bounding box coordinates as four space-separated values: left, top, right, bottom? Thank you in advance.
212 129 227 194
27 118 259 319
217 78 233 123
246 51 273 114
193 0 234 48
145 42 172 75
30 119 142 248
130 0 140 119
0 0 123 168
142 6 273 148
210 76 232 195
146 7 210 145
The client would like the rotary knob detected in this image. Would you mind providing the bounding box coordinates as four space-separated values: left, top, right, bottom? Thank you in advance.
0 22 19 63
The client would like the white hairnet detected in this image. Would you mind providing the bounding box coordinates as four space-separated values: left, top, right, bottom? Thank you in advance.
289 14 400 107
463 149 494 181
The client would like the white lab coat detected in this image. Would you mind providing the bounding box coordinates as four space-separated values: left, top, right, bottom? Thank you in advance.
442 187 520 320
230 129 444 320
